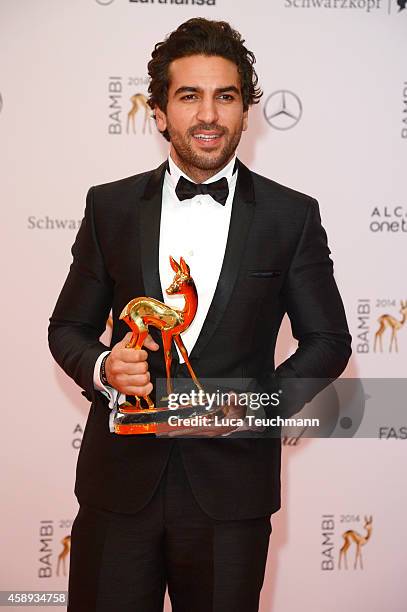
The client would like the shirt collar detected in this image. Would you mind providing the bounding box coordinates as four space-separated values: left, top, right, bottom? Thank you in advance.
166 153 237 191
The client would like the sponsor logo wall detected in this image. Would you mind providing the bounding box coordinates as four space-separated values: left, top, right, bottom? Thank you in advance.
0 1 405 611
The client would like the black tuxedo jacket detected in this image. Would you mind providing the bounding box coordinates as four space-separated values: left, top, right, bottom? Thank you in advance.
48 159 351 520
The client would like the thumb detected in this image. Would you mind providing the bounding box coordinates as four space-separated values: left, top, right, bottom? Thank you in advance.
143 333 160 351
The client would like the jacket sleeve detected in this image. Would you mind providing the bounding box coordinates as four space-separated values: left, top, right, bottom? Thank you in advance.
249 198 352 417
48 187 113 401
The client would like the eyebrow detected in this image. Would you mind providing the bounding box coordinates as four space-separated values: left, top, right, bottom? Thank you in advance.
174 85 241 96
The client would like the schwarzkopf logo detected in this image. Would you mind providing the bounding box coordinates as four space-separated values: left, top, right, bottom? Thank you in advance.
263 91 302 130
0 93 3 114
96 0 115 5
27 216 81 230
284 0 407 13
284 0 381 11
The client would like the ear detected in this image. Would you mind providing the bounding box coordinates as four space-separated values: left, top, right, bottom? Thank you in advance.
179 256 190 276
154 106 167 134
242 109 248 132
169 255 180 273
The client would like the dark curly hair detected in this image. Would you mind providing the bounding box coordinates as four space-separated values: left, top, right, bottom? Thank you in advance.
147 18 263 141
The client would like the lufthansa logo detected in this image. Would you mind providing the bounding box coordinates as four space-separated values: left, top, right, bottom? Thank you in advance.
264 90 302 130
96 0 115 5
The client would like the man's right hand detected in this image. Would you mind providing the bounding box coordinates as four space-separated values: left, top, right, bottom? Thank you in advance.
104 332 159 396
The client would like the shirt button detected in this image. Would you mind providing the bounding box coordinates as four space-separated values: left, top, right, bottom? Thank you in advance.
196 199 202 206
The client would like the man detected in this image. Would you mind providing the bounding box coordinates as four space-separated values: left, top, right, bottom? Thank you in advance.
48 18 351 612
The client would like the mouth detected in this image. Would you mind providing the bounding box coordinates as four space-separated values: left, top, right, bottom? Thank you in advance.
191 131 224 147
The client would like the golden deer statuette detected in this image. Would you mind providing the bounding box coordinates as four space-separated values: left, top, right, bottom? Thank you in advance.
119 255 203 412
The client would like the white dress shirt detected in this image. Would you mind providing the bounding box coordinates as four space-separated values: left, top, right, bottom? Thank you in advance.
159 153 237 361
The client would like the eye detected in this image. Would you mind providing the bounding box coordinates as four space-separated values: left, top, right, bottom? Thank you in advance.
218 94 235 101
181 94 198 101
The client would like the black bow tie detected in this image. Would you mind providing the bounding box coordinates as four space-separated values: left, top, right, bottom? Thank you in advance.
175 175 229 206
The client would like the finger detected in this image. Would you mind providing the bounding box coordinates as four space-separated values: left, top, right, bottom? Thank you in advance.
114 361 148 376
119 348 148 363
143 334 160 351
125 382 153 396
115 370 150 385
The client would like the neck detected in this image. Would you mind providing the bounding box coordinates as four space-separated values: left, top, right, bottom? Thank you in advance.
364 527 371 541
170 148 234 183
181 283 198 323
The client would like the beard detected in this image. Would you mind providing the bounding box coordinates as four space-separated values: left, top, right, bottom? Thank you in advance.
166 120 244 174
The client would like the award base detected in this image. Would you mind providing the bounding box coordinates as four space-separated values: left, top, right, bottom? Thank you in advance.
111 399 226 435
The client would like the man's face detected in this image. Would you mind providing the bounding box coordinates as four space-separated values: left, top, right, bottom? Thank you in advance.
155 54 248 174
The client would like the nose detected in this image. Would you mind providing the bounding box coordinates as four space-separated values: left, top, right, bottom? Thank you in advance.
195 95 219 125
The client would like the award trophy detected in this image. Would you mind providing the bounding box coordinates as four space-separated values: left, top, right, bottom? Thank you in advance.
111 256 228 435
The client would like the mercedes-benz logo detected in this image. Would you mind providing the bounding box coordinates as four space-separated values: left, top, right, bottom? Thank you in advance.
96 0 115 5
264 90 302 130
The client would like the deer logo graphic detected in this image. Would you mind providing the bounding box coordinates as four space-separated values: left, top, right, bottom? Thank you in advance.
126 93 153 135
374 300 407 353
338 516 373 570
119 256 203 411
56 535 71 577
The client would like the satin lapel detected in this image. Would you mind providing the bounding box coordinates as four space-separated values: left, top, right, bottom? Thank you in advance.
190 159 256 360
139 161 167 302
